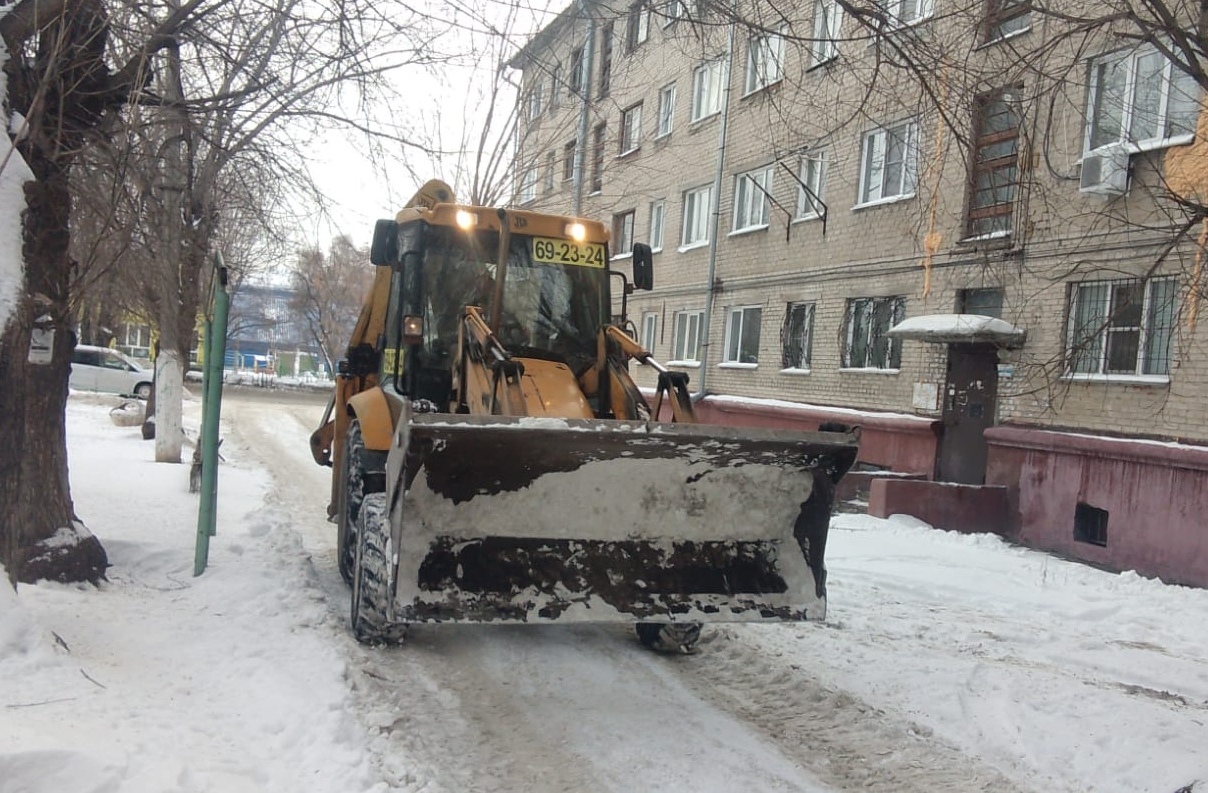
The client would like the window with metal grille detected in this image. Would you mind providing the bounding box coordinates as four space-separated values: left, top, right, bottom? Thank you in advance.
781 302 814 369
843 296 905 369
966 90 1020 239
1066 278 1176 377
1074 503 1108 546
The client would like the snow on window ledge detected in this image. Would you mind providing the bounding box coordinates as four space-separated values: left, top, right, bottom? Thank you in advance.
728 224 769 238
718 362 758 369
1060 373 1170 386
839 366 901 375
779 367 812 375
852 193 917 211
677 241 709 253
666 360 702 368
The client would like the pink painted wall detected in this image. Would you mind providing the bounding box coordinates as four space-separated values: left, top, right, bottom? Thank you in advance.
986 426 1208 588
868 479 1009 535
656 395 940 475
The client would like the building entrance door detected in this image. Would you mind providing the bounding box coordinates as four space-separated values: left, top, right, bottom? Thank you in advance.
937 343 999 484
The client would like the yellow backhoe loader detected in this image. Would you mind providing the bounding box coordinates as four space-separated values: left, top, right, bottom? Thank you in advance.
311 180 860 652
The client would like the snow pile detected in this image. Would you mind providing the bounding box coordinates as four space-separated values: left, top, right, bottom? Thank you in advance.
0 398 384 793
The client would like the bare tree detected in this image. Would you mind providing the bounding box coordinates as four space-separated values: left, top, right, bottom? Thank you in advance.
293 235 373 372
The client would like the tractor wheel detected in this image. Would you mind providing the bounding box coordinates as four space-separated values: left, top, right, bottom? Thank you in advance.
338 421 386 586
350 492 407 645
636 622 702 654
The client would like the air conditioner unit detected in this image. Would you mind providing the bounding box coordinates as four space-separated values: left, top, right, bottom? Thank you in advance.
1079 146 1130 196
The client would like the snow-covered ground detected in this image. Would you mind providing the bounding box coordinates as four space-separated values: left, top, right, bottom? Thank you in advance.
2 391 1206 793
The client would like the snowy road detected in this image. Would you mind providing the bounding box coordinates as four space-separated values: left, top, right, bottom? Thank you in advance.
4 391 1206 793
220 391 1208 793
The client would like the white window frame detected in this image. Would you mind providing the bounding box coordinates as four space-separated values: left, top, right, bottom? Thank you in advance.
691 59 725 122
620 103 643 155
857 120 919 207
526 81 543 121
628 1 650 50
795 151 826 220
657 83 676 138
842 296 905 370
810 0 843 67
884 0 934 27
1084 45 1200 155
518 167 538 204
663 0 685 26
649 199 666 251
680 184 713 249
1065 277 1176 380
671 310 704 362
722 305 762 365
781 302 815 370
641 312 659 349
744 25 786 94
613 210 636 257
732 165 773 232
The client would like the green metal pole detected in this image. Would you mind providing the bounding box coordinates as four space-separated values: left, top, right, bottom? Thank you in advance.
195 261 231 575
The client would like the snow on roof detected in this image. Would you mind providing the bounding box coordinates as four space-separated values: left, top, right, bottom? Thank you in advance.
888 314 1027 347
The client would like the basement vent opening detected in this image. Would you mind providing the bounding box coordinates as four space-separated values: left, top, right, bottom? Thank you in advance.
1074 502 1108 547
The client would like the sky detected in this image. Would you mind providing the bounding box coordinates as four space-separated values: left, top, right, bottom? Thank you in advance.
2 390 1206 793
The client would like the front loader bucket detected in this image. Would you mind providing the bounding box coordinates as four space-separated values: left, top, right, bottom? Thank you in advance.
386 414 859 625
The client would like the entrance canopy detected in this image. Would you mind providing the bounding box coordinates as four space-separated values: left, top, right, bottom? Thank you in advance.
887 314 1026 348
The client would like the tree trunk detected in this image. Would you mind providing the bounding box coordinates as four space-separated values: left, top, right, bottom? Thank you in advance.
154 349 185 461
0 168 107 585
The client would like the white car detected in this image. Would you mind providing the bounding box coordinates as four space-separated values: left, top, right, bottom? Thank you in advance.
70 345 153 399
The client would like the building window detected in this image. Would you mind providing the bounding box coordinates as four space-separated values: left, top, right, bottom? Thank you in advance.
744 25 785 94
966 90 1020 239
957 287 1004 318
544 151 556 193
570 46 584 94
620 102 642 154
795 151 826 220
657 82 676 137
885 0 934 26
599 22 614 99
663 0 686 26
1074 503 1109 546
691 59 724 122
627 1 650 52
1066 277 1176 377
843 296 905 369
550 64 562 108
782 302 814 369
723 306 762 364
526 80 543 121
681 184 713 248
649 199 665 250
518 167 538 204
590 123 605 193
733 165 773 232
1085 46 1199 154
672 310 703 361
983 0 1029 42
858 120 918 206
810 0 842 67
613 210 635 256
563 140 576 182
641 312 659 349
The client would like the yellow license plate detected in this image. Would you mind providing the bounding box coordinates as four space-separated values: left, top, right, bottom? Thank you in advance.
531 237 606 268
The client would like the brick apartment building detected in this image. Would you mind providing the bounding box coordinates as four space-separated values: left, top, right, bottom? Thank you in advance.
507 0 1208 586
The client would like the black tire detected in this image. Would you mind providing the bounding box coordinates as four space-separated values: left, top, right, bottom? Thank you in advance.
635 622 703 654
134 382 152 399
351 492 407 645
338 421 387 586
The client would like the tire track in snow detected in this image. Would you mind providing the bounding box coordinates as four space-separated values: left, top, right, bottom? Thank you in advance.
669 626 1037 793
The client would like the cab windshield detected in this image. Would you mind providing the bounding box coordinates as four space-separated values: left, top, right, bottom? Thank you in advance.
419 226 608 374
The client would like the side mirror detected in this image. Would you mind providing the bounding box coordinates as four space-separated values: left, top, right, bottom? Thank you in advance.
370 219 399 265
631 243 653 290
